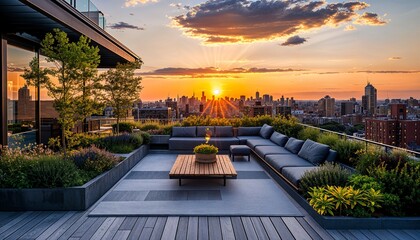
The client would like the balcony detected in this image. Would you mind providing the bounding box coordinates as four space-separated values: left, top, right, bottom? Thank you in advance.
64 0 106 29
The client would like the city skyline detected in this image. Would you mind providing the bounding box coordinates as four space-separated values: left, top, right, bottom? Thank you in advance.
92 0 420 101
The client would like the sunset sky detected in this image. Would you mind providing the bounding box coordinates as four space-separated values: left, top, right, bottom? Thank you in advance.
96 0 420 101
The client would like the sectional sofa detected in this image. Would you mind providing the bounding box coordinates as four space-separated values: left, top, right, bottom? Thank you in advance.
169 124 337 188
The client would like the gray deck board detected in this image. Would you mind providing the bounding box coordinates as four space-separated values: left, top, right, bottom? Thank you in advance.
250 217 269 240
296 217 323 240
46 212 85 240
36 211 76 240
20 212 65 240
347 230 370 240
57 214 89 240
220 217 235 240
5 211 49 240
388 229 416 240
357 230 381 240
231 217 247 240
101 217 125 240
260 217 281 240
0 211 35 236
144 216 158 228
71 217 97 238
242 217 258 240
198 217 209 240
113 230 130 240
0 212 21 227
161 216 179 240
302 216 334 240
139 227 153 240
404 230 420 240
187 217 199 240
208 217 222 240
338 230 358 240
176 216 189 240
328 230 345 240
79 217 106 240
119 217 137 230
127 217 147 240
270 217 294 240
90 217 116 240
370 229 400 240
150 217 167 240
282 217 311 240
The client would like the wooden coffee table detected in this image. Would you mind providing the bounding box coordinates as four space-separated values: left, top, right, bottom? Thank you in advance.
169 155 237 186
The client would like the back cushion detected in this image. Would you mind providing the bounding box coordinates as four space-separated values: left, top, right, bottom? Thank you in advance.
284 138 304 154
298 139 330 165
197 126 215 137
172 127 196 137
269 132 289 147
215 126 233 137
237 127 261 136
259 124 274 139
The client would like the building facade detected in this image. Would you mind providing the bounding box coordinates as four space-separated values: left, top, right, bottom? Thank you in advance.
362 82 377 116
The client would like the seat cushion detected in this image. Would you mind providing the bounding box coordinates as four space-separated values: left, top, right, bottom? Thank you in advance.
269 132 288 147
230 145 251 155
259 124 274 139
298 139 330 165
265 154 314 171
237 127 261 136
237 136 264 145
208 137 240 150
169 137 205 150
172 127 196 137
284 138 304 154
197 126 215 137
254 146 291 159
246 139 277 149
214 126 233 137
281 166 319 186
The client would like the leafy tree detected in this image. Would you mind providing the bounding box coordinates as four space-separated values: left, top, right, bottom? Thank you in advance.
22 29 100 154
99 61 143 134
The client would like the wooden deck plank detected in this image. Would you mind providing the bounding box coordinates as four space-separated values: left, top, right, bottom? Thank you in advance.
388 229 416 240
56 214 89 240
36 211 76 240
302 216 334 240
0 212 21 227
127 217 147 240
230 217 247 240
101 217 125 240
208 217 222 240
328 230 345 240
145 217 158 228
404 230 420 240
90 217 116 240
338 230 358 240
187 216 199 240
250 217 269 240
220 217 235 240
282 217 311 240
356 230 381 240
176 217 189 240
112 230 130 240
4 212 49 240
150 217 168 240
161 216 179 240
79 217 107 240
241 217 258 240
0 211 35 235
0 212 42 239
46 212 85 240
71 217 97 238
260 217 281 240
370 230 399 240
348 230 371 240
138 227 153 240
20 212 66 240
296 217 323 240
270 217 294 240
198 217 209 240
119 217 137 230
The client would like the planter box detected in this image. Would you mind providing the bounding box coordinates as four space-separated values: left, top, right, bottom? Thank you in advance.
257 157 420 229
0 145 149 211
150 135 170 144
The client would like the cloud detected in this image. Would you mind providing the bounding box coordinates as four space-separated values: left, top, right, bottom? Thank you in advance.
281 35 307 46
388 57 402 61
170 3 183 9
108 22 144 30
125 0 157 7
355 12 387 25
356 70 419 74
172 0 385 44
344 25 356 31
141 67 305 76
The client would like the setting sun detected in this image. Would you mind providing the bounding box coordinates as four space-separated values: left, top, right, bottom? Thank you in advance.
213 89 221 96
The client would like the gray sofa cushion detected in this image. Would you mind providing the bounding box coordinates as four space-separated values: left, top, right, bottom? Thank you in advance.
284 138 304 154
214 126 233 137
298 139 330 165
259 124 274 139
237 127 261 136
254 146 291 159
246 139 277 149
208 137 240 150
169 137 206 150
325 149 337 162
265 154 314 171
237 135 264 145
197 126 214 137
269 132 288 147
172 127 196 137
281 166 319 186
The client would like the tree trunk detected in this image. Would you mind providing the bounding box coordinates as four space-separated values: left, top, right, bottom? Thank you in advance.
61 127 67 156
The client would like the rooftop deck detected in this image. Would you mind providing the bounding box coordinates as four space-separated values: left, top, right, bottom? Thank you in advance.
0 152 418 239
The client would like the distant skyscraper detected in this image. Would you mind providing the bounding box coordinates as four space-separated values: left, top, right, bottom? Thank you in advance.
256 91 260 100
240 95 246 102
318 95 335 117
280 95 285 106
362 82 377 116
201 91 206 103
340 101 354 116
262 94 270 104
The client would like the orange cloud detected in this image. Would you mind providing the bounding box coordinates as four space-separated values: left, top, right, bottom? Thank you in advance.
172 0 384 44
141 67 305 76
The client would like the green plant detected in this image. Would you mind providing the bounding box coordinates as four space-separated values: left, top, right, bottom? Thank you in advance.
112 122 134 133
99 132 144 153
140 132 151 144
193 144 218 154
297 127 320 141
26 155 83 188
333 139 364 166
71 146 118 175
138 123 160 131
299 162 351 196
67 133 101 150
272 116 302 138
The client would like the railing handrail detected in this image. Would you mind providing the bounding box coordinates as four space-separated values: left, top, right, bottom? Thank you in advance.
298 123 420 157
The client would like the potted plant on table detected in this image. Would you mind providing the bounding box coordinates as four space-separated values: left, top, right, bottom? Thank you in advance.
193 144 218 163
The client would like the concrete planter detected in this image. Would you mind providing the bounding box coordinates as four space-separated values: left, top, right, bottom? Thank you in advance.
258 157 420 229
195 153 217 163
150 135 170 144
0 145 149 211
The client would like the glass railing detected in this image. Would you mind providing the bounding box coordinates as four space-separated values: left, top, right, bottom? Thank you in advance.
64 0 106 29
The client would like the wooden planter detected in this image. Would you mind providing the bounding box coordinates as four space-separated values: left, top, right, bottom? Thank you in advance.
195 153 217 163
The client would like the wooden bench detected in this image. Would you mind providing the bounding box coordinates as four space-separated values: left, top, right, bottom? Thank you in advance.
169 155 237 186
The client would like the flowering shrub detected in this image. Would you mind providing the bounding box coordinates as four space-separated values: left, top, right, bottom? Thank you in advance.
99 132 144 153
193 144 218 154
71 146 119 175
